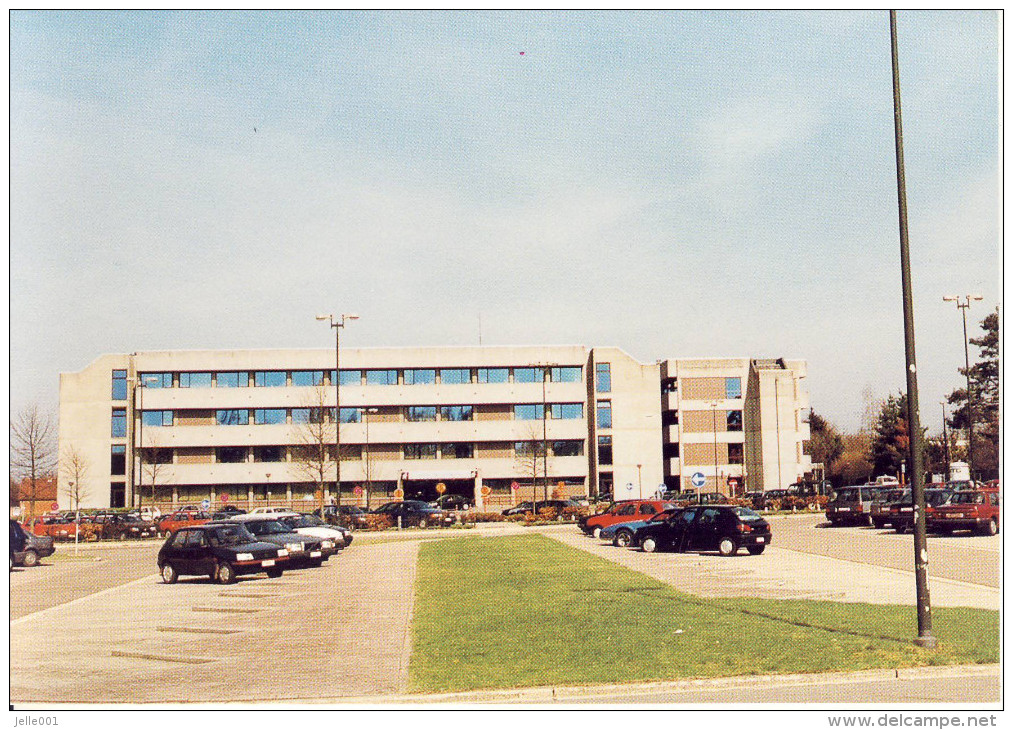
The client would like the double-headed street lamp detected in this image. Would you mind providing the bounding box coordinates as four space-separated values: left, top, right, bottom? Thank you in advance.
316 313 358 520
130 375 158 511
942 294 983 480
364 407 379 510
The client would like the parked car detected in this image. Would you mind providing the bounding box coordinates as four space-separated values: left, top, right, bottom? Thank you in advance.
158 510 211 537
743 491 766 510
503 499 580 516
135 506 162 522
889 488 955 534
225 516 330 566
825 485 877 526
579 500 679 538
635 505 772 556
10 519 27 570
157 523 289 584
318 504 370 529
12 526 56 567
870 488 906 528
215 505 247 517
431 494 473 511
601 508 681 548
276 512 350 550
94 513 160 540
928 488 1000 536
248 506 293 515
372 500 455 527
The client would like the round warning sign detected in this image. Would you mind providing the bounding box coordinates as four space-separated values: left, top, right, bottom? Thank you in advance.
394 488 404 499
480 486 491 497
436 482 447 494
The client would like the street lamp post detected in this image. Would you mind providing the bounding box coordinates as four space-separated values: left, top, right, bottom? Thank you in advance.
940 401 951 480
130 375 158 512
316 313 359 521
364 407 378 510
708 400 720 502
942 294 983 481
890 10 934 648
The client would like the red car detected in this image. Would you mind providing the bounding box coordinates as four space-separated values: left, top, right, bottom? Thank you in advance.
579 500 678 539
157 510 211 537
929 488 999 536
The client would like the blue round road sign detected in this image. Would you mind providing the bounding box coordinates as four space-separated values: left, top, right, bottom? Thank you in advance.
691 472 706 488
201 498 211 510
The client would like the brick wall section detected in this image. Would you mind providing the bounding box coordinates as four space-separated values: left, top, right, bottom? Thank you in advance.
682 442 728 466
682 410 726 433
680 377 725 400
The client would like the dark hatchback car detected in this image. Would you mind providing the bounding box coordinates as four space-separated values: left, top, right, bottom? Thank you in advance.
373 500 454 527
95 513 160 540
431 494 473 511
870 488 906 528
228 516 329 566
889 488 954 534
157 523 289 584
319 504 370 529
635 505 772 556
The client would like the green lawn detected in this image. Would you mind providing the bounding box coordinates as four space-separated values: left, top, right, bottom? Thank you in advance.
409 534 998 693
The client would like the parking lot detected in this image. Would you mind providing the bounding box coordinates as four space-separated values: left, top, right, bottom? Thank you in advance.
9 515 1000 704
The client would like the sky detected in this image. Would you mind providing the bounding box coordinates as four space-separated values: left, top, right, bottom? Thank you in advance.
9 10 1000 433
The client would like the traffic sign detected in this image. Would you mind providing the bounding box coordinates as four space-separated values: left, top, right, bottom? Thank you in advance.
353 486 363 496
510 481 520 491
436 482 447 494
394 488 404 499
480 485 491 497
200 498 211 511
557 481 565 489
626 483 634 492
221 493 229 503
658 485 667 494
691 472 706 488
50 502 60 511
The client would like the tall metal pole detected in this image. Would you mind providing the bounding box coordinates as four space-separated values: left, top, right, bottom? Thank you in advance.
959 302 974 480
711 403 719 497
940 401 951 480
136 383 145 514
890 10 935 648
317 313 358 521
542 366 549 504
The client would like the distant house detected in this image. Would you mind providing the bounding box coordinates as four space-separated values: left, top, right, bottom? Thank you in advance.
11 476 58 517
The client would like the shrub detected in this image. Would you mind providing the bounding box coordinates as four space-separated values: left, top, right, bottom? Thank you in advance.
460 512 508 524
537 507 560 521
361 514 395 531
506 513 529 523
561 506 589 521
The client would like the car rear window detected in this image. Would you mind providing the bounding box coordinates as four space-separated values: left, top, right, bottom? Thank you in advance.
732 507 763 521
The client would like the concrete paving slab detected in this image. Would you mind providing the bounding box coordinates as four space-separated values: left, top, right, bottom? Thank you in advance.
544 529 999 610
10 540 420 704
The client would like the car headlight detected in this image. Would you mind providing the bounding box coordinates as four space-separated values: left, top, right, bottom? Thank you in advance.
285 542 303 552
237 552 254 561
277 549 288 557
322 540 334 548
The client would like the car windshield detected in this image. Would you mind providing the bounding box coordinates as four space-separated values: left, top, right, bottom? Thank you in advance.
208 524 255 546
246 520 291 535
732 507 763 521
650 510 677 522
950 491 985 505
833 488 860 501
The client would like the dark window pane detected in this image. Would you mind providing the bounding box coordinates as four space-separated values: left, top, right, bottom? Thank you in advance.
513 367 540 383
216 409 249 426
552 440 583 456
598 435 613 465
111 370 127 401
217 447 247 463
216 372 247 388
727 410 743 432
179 372 213 388
477 368 509 383
595 363 611 393
253 446 285 462
110 446 126 476
406 406 437 422
728 443 744 464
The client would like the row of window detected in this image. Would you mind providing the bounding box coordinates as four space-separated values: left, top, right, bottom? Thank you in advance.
113 440 587 470
114 366 585 398
119 403 586 434
661 376 743 399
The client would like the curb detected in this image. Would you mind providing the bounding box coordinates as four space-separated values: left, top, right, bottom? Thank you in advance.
323 664 1001 705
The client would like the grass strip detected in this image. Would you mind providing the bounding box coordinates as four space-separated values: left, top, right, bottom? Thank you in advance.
409 534 998 693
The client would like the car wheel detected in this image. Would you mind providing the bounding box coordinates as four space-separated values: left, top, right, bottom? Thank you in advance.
642 537 658 553
216 561 237 585
747 545 765 555
21 550 39 568
265 568 283 578
864 515 873 527
895 524 908 534
615 530 633 548
872 519 885 529
160 563 178 584
981 519 998 537
718 537 738 556
592 526 603 539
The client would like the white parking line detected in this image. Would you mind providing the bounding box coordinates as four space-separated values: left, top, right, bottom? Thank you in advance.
10 573 159 627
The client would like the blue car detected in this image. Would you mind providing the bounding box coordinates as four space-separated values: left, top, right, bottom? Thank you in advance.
600 509 680 547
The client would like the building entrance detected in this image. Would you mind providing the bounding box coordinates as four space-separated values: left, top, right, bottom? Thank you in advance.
402 478 475 504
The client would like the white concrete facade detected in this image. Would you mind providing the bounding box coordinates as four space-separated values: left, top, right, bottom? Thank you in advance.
56 346 811 510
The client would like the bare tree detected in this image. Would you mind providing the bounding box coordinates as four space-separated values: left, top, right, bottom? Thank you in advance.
513 422 548 509
60 445 90 512
10 404 57 519
291 386 336 517
140 433 173 509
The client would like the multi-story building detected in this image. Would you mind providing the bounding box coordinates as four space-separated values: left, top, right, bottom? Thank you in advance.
56 346 811 511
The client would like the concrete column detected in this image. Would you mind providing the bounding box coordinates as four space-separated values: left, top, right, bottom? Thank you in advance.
172 486 178 508
474 471 484 512
286 484 292 508
247 485 254 510
396 472 403 500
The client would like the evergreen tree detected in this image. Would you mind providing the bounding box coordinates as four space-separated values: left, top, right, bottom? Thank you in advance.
946 308 999 479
